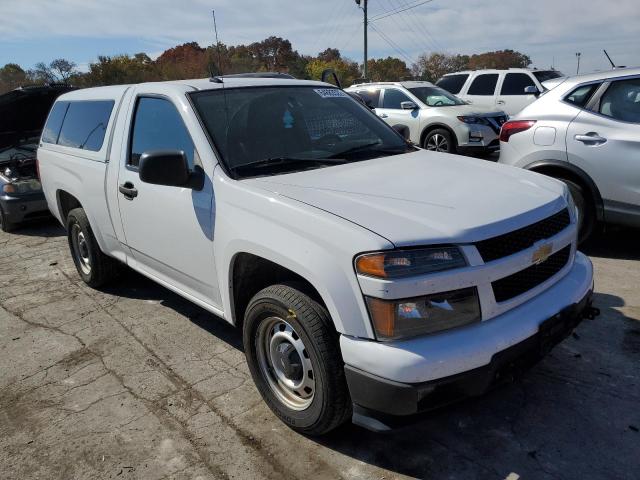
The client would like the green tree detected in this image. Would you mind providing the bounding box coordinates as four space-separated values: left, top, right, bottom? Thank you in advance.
467 50 531 69
82 54 157 86
367 57 411 82
411 52 469 82
306 58 360 87
0 63 28 93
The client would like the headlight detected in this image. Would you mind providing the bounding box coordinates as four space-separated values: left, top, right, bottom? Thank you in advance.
355 247 467 279
563 186 578 223
2 180 42 195
457 116 486 125
366 287 481 340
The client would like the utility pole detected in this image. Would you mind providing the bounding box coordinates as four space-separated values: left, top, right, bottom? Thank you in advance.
355 0 368 80
575 52 581 74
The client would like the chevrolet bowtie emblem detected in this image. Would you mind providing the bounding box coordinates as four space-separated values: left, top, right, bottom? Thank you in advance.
532 243 553 265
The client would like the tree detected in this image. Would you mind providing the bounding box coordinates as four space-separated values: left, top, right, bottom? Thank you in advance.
467 50 531 70
0 63 28 93
306 58 360 87
30 58 77 83
317 48 341 63
82 54 156 86
411 52 469 82
156 42 208 79
367 57 411 82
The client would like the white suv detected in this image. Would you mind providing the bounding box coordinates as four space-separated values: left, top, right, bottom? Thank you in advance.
437 68 564 116
499 68 640 242
346 81 507 155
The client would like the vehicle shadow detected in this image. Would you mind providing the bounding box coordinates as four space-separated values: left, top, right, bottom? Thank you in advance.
11 217 64 238
582 225 640 260
100 267 243 351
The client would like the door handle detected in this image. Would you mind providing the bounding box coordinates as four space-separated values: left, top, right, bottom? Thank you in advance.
378 113 389 118
496 100 505 105
119 182 138 199
574 133 607 145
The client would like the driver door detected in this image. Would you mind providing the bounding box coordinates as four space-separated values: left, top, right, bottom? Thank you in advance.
116 87 221 308
375 88 421 142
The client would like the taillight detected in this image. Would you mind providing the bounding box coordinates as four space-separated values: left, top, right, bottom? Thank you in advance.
499 120 536 142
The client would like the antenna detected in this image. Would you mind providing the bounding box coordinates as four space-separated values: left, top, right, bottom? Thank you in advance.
210 10 224 82
603 49 616 69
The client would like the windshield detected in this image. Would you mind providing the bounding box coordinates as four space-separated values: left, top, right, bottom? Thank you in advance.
190 86 412 178
532 70 563 83
408 86 466 107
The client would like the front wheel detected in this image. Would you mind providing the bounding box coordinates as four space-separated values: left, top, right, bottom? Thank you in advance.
243 284 351 435
0 204 16 233
423 128 456 154
559 178 595 244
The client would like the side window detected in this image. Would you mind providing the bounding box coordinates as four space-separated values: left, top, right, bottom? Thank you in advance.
467 74 499 96
436 74 469 94
501 73 536 95
564 84 600 108
598 78 640 123
354 89 381 108
42 101 69 144
381 89 412 109
129 97 196 168
57 101 114 151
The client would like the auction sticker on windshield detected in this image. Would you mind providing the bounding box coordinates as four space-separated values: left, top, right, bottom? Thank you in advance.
314 88 349 98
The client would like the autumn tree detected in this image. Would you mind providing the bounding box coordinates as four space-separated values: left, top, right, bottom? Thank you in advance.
367 57 411 82
467 50 531 69
156 42 208 79
411 52 469 82
0 63 28 93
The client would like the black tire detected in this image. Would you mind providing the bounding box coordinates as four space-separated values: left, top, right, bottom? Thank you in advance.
559 178 595 244
0 204 16 233
423 128 456 154
243 283 351 435
66 207 119 287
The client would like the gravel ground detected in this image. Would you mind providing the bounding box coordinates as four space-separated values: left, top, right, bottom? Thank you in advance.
0 219 638 480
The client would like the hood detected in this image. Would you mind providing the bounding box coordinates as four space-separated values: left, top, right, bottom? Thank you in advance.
0 85 75 150
247 150 566 247
440 103 506 118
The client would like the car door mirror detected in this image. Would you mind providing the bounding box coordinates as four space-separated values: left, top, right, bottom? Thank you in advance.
138 150 204 190
524 85 540 96
400 101 418 110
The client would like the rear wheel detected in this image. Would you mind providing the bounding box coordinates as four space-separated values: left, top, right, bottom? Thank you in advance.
559 178 595 244
66 208 119 287
243 284 351 435
423 128 456 154
0 204 16 233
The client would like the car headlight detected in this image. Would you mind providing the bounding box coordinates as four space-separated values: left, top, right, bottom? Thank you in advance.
355 247 467 279
563 186 578 223
457 116 486 125
2 180 42 195
366 287 481 340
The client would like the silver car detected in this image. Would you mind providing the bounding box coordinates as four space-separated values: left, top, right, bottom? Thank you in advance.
346 81 507 156
499 67 640 242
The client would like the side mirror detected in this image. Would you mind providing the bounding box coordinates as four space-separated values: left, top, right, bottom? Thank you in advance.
524 85 540 96
139 150 204 190
400 101 418 110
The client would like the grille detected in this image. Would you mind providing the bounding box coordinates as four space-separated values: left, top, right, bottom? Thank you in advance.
476 209 570 263
492 245 571 303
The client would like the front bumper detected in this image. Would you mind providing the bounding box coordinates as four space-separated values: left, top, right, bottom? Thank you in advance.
0 192 50 224
342 251 595 428
456 123 500 154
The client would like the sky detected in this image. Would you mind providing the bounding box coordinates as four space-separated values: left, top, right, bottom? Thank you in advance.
1 0 639 76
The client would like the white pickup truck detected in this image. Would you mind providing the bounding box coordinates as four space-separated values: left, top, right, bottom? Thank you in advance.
38 77 597 434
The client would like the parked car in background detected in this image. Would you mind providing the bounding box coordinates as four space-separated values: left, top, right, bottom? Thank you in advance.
499 67 640 242
38 77 596 435
0 84 74 231
437 68 564 116
346 81 507 155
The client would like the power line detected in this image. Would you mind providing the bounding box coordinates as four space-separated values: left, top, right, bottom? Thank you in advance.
369 0 434 22
381 0 434 55
393 0 443 52
369 22 416 65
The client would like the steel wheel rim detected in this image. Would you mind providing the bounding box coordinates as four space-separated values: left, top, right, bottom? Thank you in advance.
256 316 315 410
71 225 91 275
426 133 449 152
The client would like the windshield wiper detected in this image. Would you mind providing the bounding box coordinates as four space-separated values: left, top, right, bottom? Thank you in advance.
329 142 409 159
232 157 348 173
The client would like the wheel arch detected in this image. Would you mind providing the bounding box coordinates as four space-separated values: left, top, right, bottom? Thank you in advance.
419 122 458 148
525 160 604 221
56 189 83 225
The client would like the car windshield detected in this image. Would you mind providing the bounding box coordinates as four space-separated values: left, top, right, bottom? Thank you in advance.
190 86 413 178
408 86 466 107
532 70 563 83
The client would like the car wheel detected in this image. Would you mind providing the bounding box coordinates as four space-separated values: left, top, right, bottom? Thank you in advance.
243 283 351 435
560 178 594 244
0 204 16 233
423 128 456 154
66 207 119 287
